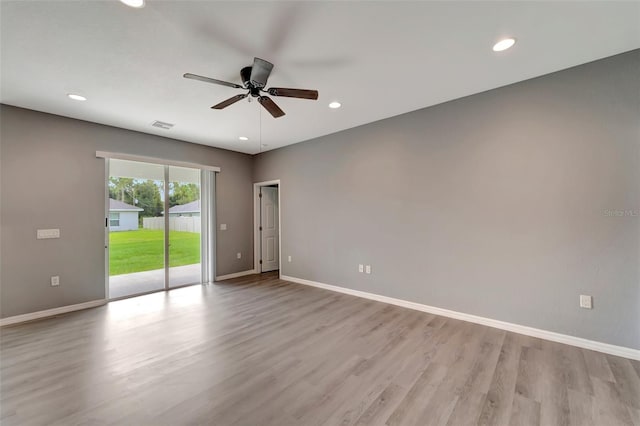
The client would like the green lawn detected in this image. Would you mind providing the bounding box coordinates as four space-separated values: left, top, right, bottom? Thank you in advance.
109 229 200 276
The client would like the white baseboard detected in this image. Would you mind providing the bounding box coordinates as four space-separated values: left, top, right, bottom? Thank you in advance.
215 269 257 281
0 299 107 327
280 275 640 361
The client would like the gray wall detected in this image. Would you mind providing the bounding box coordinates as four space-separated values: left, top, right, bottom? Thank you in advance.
254 50 640 349
2 52 638 349
0 106 254 317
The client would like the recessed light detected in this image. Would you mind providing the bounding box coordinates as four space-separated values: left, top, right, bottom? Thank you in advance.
493 38 516 52
239 136 249 141
120 0 145 8
329 101 341 109
67 93 87 101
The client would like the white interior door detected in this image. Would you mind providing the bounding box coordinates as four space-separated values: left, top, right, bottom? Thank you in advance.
260 186 279 272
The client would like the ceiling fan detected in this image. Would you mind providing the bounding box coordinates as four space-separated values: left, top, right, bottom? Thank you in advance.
184 57 318 118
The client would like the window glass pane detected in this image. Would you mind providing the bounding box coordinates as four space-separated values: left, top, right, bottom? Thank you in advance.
109 212 120 227
168 165 201 288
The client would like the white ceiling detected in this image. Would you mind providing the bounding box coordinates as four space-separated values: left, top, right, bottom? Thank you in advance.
1 1 639 155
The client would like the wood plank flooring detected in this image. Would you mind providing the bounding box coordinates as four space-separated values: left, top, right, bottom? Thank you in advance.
1 272 639 425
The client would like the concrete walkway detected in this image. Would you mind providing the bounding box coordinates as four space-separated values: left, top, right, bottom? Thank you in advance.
109 263 201 299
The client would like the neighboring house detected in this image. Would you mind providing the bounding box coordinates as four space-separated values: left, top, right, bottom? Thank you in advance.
168 200 200 217
109 199 143 231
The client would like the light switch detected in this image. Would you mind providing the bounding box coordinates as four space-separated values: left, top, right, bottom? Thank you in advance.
37 229 60 239
365 265 371 274
220 224 227 231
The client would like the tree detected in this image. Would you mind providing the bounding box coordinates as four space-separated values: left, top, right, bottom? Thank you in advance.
169 183 199 207
109 178 197 219
108 177 135 204
134 180 163 218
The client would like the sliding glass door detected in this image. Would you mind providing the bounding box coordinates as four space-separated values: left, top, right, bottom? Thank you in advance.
106 158 212 299
108 159 166 299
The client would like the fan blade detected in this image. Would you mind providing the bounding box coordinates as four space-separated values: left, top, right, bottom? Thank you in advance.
267 88 318 100
211 94 248 110
249 58 274 88
258 96 285 118
184 73 243 89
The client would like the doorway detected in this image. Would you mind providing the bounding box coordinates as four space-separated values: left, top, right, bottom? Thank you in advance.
105 157 215 300
254 180 281 274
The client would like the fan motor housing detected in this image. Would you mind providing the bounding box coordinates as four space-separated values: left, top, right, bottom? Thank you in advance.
240 66 252 87
241 66 261 97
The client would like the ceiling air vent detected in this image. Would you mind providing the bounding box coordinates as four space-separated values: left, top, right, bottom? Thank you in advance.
151 120 174 130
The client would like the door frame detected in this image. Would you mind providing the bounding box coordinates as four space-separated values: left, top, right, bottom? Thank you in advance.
253 180 281 275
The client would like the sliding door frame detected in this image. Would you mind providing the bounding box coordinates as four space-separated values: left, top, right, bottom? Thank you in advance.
99 152 219 300
103 158 111 300
200 170 216 283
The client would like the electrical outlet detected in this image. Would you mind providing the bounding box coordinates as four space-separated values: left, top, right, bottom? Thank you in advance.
358 264 364 273
365 265 371 274
288 255 292 263
580 295 593 309
237 252 241 259
51 276 60 286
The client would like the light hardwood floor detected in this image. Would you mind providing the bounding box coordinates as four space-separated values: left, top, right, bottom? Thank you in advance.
1 272 639 425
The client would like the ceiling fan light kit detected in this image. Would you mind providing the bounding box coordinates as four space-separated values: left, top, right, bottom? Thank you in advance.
184 57 319 118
